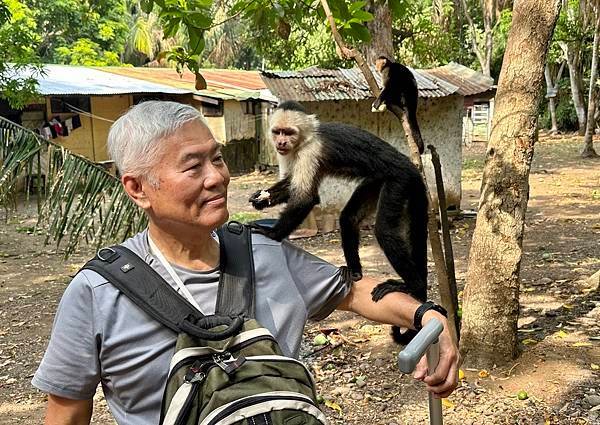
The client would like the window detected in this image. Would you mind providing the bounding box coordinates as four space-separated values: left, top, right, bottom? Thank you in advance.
51 96 91 114
201 101 223 117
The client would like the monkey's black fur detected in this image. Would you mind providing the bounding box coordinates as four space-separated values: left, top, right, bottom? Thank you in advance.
250 102 429 344
372 56 424 154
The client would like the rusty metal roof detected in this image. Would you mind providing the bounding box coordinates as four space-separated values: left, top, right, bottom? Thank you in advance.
260 66 459 102
98 67 267 100
424 62 494 97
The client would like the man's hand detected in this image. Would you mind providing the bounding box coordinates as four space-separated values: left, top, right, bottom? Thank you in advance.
338 278 460 398
412 310 461 398
45 394 93 425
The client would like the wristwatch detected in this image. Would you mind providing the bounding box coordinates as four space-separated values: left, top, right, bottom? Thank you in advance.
414 301 448 331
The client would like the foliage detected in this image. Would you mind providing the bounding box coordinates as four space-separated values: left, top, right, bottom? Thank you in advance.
389 0 462 68
23 0 129 65
0 117 147 257
0 0 42 109
55 38 122 66
141 0 375 73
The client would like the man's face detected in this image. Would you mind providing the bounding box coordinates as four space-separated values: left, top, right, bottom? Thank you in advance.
143 120 230 232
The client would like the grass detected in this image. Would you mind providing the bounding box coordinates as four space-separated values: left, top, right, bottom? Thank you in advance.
229 211 263 224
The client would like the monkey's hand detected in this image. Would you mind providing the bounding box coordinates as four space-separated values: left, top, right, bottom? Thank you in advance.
249 189 271 210
371 278 410 302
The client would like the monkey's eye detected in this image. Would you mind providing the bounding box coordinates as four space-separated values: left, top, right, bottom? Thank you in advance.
271 128 296 136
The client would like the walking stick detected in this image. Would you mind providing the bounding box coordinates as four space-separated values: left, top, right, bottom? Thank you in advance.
397 318 444 425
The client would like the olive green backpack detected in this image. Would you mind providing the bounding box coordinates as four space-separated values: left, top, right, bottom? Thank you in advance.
84 222 327 425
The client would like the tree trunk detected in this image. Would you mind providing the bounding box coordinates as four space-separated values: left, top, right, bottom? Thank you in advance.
460 0 495 77
363 1 393 63
544 64 559 133
560 42 587 135
483 0 496 77
459 0 562 367
582 3 600 158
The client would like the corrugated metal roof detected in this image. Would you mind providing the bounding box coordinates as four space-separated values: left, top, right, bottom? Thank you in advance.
10 64 193 96
99 67 267 101
260 66 459 102
424 62 494 96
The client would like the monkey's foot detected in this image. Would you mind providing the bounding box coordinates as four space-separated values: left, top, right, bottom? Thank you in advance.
370 103 387 113
351 271 363 282
392 326 418 346
371 279 409 302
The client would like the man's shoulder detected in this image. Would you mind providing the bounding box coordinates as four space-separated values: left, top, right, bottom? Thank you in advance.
74 230 149 290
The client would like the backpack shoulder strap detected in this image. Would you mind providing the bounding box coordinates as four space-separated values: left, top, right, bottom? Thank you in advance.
82 245 203 333
215 221 256 318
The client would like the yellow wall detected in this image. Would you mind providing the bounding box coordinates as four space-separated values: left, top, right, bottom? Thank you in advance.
91 95 132 161
191 98 226 143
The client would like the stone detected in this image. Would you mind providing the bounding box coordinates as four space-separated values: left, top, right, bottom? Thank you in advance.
585 394 600 407
351 392 364 401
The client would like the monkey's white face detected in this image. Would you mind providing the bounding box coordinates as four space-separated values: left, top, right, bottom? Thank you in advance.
271 127 299 155
269 109 303 156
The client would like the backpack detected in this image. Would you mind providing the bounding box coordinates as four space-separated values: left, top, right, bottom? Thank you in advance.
83 222 328 425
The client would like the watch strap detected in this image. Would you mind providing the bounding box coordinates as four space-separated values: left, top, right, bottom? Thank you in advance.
414 301 447 331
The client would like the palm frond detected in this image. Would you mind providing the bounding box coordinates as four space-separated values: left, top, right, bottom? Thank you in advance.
0 117 147 257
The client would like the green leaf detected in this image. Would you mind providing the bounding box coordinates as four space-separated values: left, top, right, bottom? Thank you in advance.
351 10 373 22
347 22 371 42
348 1 367 13
187 26 205 54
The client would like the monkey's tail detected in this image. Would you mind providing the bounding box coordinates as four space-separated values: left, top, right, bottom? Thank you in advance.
408 109 425 155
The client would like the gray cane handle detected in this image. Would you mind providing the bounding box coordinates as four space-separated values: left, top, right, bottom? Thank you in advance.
397 318 444 373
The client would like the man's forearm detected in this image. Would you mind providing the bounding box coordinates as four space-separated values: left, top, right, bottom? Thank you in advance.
337 277 424 328
45 395 93 425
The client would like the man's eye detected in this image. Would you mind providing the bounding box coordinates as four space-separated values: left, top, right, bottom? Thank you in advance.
213 154 224 162
186 163 201 171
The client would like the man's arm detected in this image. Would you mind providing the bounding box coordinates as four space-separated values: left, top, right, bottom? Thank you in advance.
337 277 460 398
45 395 93 425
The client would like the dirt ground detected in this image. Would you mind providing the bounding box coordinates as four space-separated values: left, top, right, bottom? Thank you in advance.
0 133 598 424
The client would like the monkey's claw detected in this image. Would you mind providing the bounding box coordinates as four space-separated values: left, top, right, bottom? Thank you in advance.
371 279 408 302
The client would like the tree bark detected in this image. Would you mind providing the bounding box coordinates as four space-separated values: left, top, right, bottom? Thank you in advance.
582 2 600 158
560 42 587 135
363 1 394 63
459 0 562 367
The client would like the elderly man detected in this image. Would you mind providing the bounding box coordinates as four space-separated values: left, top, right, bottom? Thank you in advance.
33 101 459 424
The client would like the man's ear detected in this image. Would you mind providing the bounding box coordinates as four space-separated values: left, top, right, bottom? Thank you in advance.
122 173 151 210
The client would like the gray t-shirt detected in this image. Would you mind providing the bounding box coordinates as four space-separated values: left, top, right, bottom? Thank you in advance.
32 230 350 424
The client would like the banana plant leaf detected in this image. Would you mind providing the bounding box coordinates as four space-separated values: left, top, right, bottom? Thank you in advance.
0 117 147 257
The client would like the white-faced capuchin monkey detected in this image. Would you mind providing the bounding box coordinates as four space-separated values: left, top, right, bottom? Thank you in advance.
249 101 428 344
372 56 424 154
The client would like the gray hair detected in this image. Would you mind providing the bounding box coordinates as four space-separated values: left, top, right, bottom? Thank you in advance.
107 100 207 180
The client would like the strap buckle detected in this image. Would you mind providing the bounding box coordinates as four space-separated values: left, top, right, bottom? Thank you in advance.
97 247 119 263
226 221 244 235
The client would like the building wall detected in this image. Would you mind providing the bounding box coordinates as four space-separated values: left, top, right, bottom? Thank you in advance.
91 95 132 161
300 95 464 225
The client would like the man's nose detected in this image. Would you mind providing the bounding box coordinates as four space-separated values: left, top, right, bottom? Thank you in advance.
204 163 227 188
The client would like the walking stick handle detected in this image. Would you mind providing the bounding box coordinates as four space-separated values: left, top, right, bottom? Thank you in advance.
397 318 443 373
397 318 444 425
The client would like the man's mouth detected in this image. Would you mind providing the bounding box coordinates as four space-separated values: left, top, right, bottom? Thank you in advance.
204 194 225 205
